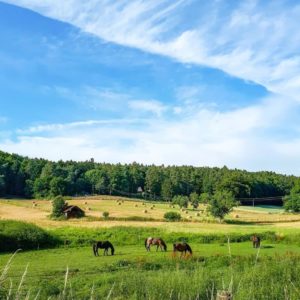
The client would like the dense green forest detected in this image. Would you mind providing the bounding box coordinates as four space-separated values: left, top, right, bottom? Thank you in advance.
0 150 297 200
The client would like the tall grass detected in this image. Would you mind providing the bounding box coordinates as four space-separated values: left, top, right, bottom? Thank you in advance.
2 253 300 299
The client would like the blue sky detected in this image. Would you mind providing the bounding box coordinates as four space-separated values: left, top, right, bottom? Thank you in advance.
1 0 300 174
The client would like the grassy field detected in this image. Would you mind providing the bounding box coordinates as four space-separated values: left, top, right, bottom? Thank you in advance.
2 240 300 299
1 196 300 299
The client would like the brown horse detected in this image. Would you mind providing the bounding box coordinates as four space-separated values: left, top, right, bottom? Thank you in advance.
173 242 192 257
145 237 167 252
251 235 261 248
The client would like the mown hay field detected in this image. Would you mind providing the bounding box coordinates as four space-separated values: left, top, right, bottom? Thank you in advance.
1 196 300 234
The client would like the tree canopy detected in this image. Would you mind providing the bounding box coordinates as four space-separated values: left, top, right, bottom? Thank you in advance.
0 150 296 201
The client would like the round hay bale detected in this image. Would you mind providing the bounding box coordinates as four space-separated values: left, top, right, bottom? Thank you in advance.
143 209 148 213
189 215 192 219
172 205 175 208
150 206 154 210
135 204 138 207
235 214 239 218
216 290 232 300
118 202 122 205
185 211 189 214
181 208 185 212
195 212 200 216
84 201 88 205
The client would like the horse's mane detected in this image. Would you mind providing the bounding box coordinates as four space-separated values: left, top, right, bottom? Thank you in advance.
185 243 192 254
160 238 167 251
108 241 115 255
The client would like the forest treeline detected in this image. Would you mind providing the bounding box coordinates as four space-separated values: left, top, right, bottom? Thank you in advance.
0 150 297 200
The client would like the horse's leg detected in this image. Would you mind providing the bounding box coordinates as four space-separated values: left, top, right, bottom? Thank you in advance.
156 244 159 252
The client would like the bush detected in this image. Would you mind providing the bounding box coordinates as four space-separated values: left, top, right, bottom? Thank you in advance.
172 195 189 208
284 193 300 212
51 196 66 218
102 211 110 219
164 211 182 222
0 220 60 252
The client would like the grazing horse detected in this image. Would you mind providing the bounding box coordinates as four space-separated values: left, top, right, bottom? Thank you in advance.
145 237 167 252
173 242 192 257
93 241 115 256
251 235 261 248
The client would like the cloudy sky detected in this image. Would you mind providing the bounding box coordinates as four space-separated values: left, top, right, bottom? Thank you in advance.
1 0 300 174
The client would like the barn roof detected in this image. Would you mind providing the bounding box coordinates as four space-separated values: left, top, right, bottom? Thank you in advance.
63 205 84 213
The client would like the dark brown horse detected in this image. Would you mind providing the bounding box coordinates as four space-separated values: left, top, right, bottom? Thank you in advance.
93 241 115 256
173 242 192 257
251 235 261 248
145 237 167 251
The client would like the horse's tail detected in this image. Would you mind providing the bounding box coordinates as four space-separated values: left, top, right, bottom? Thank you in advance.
145 238 148 249
92 243 97 256
186 243 192 254
110 243 115 255
161 239 167 251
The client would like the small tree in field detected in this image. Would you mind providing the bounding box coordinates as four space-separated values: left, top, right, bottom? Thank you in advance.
164 211 181 222
284 194 300 212
172 195 189 208
284 180 300 212
51 196 66 218
199 192 211 204
102 211 110 219
190 192 200 209
207 191 238 222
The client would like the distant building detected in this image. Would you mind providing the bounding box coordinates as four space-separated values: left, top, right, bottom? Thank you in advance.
63 205 85 219
137 187 143 193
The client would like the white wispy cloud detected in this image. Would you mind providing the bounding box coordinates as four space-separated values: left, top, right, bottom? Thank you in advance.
3 0 300 173
16 119 147 134
5 0 300 96
2 94 300 174
128 100 167 116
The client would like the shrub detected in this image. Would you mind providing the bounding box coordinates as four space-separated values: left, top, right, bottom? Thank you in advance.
51 196 66 218
164 211 182 222
102 211 110 219
0 220 60 252
172 195 189 208
284 193 300 212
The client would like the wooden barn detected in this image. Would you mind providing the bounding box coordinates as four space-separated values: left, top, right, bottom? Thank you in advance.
63 205 85 219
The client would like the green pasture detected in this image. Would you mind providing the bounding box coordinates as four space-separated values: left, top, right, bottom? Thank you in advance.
238 205 285 213
2 241 300 299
